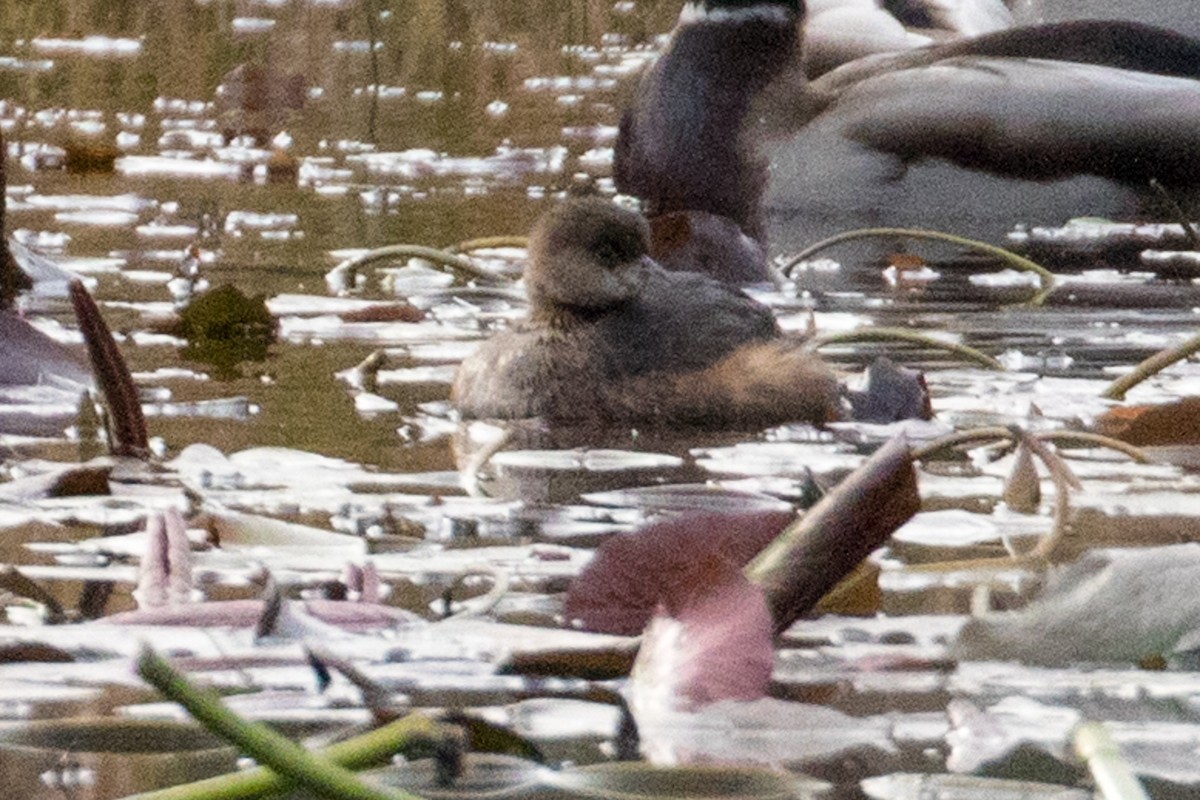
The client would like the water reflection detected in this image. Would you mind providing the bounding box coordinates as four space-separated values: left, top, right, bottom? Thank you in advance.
0 0 1198 485
5 5 1200 796
0 716 236 799
1 0 1198 478
0 0 693 469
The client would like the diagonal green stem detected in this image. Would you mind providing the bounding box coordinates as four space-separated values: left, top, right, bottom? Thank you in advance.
1075 722 1150 800
133 646 426 800
1101 330 1200 400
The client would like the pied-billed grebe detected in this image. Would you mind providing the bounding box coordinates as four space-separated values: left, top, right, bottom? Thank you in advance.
615 0 1200 251
452 198 841 427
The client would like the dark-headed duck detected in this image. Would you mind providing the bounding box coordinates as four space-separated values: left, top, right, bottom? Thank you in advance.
616 0 1200 251
452 198 842 427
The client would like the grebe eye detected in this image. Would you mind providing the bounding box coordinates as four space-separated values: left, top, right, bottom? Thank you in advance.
592 236 626 269
591 230 642 269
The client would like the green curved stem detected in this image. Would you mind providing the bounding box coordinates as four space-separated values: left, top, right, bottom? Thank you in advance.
134 646 424 800
1101 331 1200 400
780 227 1057 305
1041 431 1149 463
911 425 1080 566
913 426 1148 464
809 327 1004 370
1011 428 1077 562
1075 722 1151 800
447 235 528 254
126 710 443 800
326 244 506 293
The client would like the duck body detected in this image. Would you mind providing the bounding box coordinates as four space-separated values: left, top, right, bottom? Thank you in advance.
616 2 1200 252
0 132 95 436
0 312 91 389
0 133 92 393
802 0 1033 76
769 48 1200 248
0 313 92 437
1041 1 1200 40
648 211 771 285
452 199 842 427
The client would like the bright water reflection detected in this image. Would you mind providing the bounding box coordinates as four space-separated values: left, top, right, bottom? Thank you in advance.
0 0 691 469
0 0 1198 468
4 3 1200 796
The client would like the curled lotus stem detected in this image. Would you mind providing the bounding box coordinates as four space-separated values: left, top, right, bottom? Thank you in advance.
808 327 1004 370
443 565 511 620
326 244 509 295
1009 427 1078 563
1101 330 1200 400
911 425 1138 570
447 235 529 254
913 426 1148 464
780 227 1056 305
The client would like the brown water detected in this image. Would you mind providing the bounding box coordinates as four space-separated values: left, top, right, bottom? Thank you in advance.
1 0 1197 469
0 0 683 469
5 2 1200 799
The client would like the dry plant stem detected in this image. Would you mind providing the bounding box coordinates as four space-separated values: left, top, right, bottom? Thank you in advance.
906 552 1048 574
909 427 1086 573
328 244 504 290
1010 429 1078 562
69 280 149 458
1000 442 1040 515
443 565 511 619
912 427 1148 464
745 433 920 634
362 0 380 142
1044 430 1149 462
460 427 513 497
1015 429 1083 492
808 327 1004 370
134 646 425 800
1148 178 1200 249
448 235 529 254
767 263 790 291
780 227 1057 305
500 645 640 681
1075 722 1151 800
353 350 388 394
1101 330 1200 400
0 566 65 622
307 644 394 719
